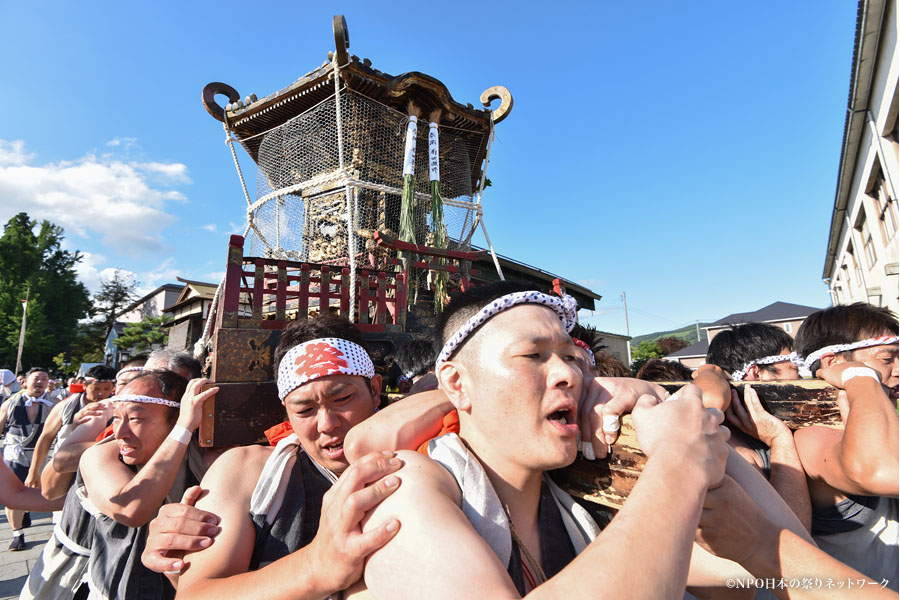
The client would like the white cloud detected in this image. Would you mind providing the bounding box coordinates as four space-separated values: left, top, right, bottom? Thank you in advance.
0 140 34 166
106 137 137 149
202 223 217 233
0 139 188 255
137 161 191 184
136 257 181 295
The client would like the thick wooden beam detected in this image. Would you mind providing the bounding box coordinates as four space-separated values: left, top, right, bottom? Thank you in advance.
554 379 841 509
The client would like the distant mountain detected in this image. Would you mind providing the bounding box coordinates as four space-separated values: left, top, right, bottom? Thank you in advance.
632 322 712 347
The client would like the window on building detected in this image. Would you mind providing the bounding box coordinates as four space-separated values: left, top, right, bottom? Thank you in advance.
866 163 898 244
884 82 898 154
846 243 863 287
854 211 877 270
783 322 792 333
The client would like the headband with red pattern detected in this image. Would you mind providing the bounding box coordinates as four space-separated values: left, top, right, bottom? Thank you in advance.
277 338 375 402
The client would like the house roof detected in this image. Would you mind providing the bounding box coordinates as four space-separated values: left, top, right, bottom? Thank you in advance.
471 251 602 311
173 277 218 305
666 339 709 358
705 302 820 329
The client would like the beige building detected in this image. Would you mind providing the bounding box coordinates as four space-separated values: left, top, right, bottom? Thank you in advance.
824 0 899 314
594 330 631 365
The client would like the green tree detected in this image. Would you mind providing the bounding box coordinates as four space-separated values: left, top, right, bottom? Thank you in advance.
0 213 91 370
114 315 172 353
93 269 139 333
630 340 663 374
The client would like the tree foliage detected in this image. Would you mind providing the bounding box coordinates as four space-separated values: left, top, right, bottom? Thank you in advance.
630 340 663 374
93 269 139 333
656 336 688 356
114 315 172 353
0 213 91 370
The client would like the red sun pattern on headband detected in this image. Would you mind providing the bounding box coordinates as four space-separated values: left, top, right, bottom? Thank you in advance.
293 342 350 379
277 337 376 401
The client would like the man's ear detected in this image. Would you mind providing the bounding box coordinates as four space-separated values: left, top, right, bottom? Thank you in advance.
744 365 759 381
368 374 383 410
819 352 840 368
436 361 472 413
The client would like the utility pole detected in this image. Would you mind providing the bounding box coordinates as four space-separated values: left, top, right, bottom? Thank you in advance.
622 291 631 366
14 287 29 375
695 320 701 344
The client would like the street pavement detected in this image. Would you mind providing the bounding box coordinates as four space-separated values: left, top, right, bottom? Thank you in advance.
0 508 53 600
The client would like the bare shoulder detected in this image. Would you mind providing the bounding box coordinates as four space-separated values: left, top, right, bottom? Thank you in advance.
728 434 764 471
793 425 841 453
81 437 119 466
196 445 273 506
389 450 460 503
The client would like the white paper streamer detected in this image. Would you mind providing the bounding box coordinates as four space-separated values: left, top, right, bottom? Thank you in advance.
428 122 440 182
402 116 418 176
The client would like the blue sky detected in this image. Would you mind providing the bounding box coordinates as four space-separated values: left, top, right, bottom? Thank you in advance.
0 2 857 336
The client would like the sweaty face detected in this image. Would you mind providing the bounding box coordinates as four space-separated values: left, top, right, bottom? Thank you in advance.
284 373 380 474
851 342 899 392
26 372 49 397
86 381 115 402
458 305 582 477
113 378 176 466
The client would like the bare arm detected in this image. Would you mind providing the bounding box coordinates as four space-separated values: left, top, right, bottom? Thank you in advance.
726 386 811 531
175 448 402 600
344 389 454 463
795 364 899 497
364 391 730 600
0 460 64 512
0 397 10 437
81 380 215 527
686 447 814 591
697 476 894 600
51 402 112 474
25 401 66 487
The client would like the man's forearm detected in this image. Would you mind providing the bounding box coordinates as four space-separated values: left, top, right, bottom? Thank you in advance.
534 453 708 599
53 440 96 473
741 527 894 600
177 545 330 600
767 433 812 531
840 378 899 489
106 437 190 526
344 390 452 463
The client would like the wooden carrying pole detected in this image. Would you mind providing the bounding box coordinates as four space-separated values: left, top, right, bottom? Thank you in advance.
553 379 841 509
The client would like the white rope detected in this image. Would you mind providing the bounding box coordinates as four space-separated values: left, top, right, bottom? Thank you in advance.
332 54 357 323
473 118 503 280
224 121 253 207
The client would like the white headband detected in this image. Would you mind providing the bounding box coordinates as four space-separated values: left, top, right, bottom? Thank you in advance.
803 335 899 372
730 352 805 381
116 366 145 380
435 291 579 367
110 393 180 408
573 338 597 367
84 377 116 383
277 338 375 402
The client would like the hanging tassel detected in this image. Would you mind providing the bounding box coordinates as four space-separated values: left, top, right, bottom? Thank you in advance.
428 109 448 314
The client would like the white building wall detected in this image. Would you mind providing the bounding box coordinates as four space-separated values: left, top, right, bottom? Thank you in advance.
828 0 899 315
